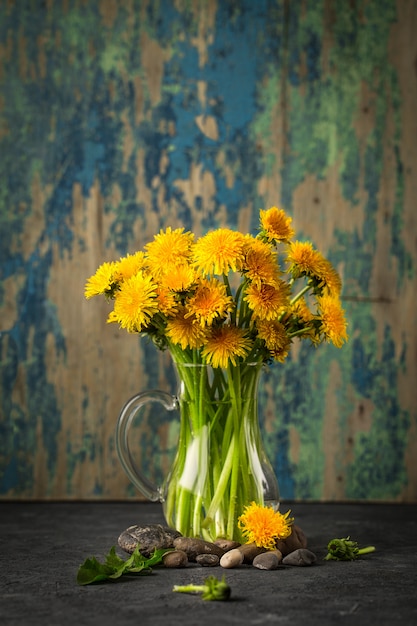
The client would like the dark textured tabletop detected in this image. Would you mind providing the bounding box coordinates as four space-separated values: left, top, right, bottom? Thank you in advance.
1 501 416 625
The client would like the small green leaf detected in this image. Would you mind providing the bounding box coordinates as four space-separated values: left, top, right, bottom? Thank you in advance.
142 548 170 567
76 556 114 585
104 546 126 568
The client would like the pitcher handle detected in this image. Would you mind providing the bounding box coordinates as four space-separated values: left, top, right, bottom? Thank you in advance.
115 389 178 502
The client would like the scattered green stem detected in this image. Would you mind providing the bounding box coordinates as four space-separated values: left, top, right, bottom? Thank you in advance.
173 575 231 601
324 537 376 561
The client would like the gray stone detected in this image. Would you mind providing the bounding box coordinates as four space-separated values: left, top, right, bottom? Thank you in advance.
118 523 182 557
282 548 317 566
173 537 225 561
252 552 282 570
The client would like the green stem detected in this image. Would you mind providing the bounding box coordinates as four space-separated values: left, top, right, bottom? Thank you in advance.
288 326 314 338
226 364 242 537
204 433 236 523
358 546 376 555
289 282 311 306
277 281 312 324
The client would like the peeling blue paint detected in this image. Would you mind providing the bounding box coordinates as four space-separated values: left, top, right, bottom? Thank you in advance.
0 455 19 492
0 0 414 501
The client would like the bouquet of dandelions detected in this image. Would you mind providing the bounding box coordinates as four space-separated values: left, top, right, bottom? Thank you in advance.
85 207 347 541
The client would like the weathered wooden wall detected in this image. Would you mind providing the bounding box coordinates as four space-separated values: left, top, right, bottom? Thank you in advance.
1 0 416 501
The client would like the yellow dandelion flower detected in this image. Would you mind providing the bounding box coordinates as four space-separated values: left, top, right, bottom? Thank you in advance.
291 297 314 323
166 307 208 350
242 236 280 286
145 227 194 275
185 278 234 328
110 271 159 332
193 228 246 276
244 281 290 320
319 259 342 296
317 295 348 348
287 241 323 276
160 263 197 292
238 502 294 549
113 251 146 282
259 206 295 243
84 261 116 299
256 320 291 363
287 242 341 295
156 286 178 317
289 298 318 343
202 325 252 368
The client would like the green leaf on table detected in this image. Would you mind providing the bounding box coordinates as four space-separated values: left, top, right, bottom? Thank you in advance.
77 545 170 585
76 555 116 585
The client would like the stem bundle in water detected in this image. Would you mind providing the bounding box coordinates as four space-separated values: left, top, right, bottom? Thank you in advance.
162 348 279 542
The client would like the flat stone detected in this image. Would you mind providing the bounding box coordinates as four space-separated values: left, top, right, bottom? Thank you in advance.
173 537 225 561
118 523 182 557
252 552 281 570
282 548 317 566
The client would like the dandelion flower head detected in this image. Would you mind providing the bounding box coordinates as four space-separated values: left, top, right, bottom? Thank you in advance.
290 298 318 344
145 227 194 275
259 207 295 243
287 241 324 276
84 261 116 299
291 297 314 324
317 259 342 296
202 325 252 368
244 280 290 320
193 228 246 276
242 236 280 286
109 271 159 333
317 295 348 348
185 278 234 328
113 251 146 282
166 307 209 350
256 320 291 363
287 241 341 295
159 263 197 293
238 502 294 549
155 286 178 317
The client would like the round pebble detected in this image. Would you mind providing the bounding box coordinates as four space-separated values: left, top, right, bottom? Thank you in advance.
162 550 188 568
196 553 220 567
